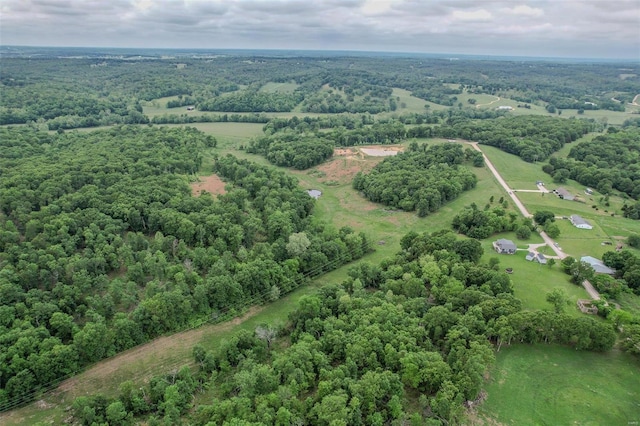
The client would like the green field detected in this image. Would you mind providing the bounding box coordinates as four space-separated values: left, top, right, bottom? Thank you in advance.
390 88 448 113
480 145 547 190
478 345 640 426
5 124 640 425
481 240 589 314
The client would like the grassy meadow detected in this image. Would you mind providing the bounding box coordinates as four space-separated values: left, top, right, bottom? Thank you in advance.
477 345 640 426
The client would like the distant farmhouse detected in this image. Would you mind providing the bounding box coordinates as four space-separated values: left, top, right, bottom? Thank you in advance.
554 187 574 201
497 105 513 111
585 188 593 195
580 256 615 275
570 215 593 230
493 239 517 254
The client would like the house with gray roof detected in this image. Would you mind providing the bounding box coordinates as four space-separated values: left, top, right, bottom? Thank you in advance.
570 214 593 230
493 239 517 254
580 256 615 275
525 251 536 261
535 253 547 264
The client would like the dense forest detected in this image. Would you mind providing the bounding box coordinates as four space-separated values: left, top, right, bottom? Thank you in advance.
543 128 640 199
435 116 595 162
353 144 478 216
0 126 369 409
2 53 638 129
246 131 335 169
2 48 640 422
66 230 616 425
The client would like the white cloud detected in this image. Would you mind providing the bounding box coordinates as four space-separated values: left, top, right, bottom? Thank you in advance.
451 9 493 22
0 0 638 59
503 4 544 17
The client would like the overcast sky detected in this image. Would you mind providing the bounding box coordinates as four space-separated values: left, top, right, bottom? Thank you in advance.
1 0 639 59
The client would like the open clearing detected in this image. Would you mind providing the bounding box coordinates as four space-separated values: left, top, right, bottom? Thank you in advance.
190 174 227 196
478 345 640 426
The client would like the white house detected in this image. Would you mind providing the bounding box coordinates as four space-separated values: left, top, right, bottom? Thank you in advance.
570 215 593 230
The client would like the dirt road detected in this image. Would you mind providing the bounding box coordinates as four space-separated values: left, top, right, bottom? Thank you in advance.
582 280 601 300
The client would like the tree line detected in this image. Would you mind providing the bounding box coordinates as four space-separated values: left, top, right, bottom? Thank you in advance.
67 229 617 425
0 127 369 410
543 128 640 199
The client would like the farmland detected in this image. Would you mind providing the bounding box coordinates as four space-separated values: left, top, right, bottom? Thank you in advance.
1 50 639 425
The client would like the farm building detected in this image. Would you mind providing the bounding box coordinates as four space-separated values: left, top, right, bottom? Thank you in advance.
580 256 615 275
554 187 574 200
585 188 593 195
493 239 517 254
525 251 536 261
570 215 593 230
496 105 513 111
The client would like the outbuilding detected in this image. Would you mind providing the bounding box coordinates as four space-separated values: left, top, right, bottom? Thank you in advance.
570 214 593 230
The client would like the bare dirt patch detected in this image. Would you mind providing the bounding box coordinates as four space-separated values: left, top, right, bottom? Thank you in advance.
190 174 227 196
360 146 404 156
318 154 380 185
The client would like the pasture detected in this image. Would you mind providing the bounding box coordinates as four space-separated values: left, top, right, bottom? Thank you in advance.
477 345 640 426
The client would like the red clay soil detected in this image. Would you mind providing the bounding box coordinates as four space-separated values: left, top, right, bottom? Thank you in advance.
190 174 227 196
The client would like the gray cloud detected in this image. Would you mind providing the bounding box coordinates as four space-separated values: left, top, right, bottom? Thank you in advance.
1 0 638 59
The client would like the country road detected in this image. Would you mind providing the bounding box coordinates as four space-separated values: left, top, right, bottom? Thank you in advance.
468 142 569 261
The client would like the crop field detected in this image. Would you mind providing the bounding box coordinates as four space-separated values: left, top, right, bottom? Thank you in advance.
477 345 640 426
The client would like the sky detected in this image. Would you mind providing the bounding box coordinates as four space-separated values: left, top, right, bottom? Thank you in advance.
1 0 639 59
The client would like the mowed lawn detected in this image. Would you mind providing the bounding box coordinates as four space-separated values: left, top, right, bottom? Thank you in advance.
481 240 589 314
480 145 547 190
477 345 640 426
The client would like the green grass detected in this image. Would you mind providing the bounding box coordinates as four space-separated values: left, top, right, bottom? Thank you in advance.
480 145 547 190
477 345 640 426
481 242 589 314
390 88 448 114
